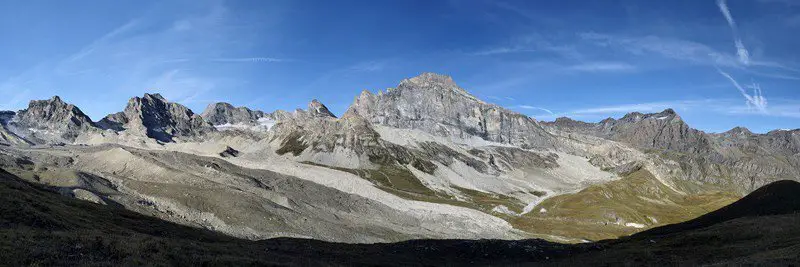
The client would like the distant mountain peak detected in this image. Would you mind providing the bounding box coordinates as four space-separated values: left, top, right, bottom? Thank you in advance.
8 95 96 143
142 93 166 101
400 72 457 87
201 102 266 125
99 93 214 142
619 108 681 122
343 73 554 148
308 99 336 118
724 126 753 136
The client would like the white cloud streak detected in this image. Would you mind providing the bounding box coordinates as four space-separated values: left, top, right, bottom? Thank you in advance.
528 98 799 123
515 105 553 114
717 0 750 65
566 62 636 72
211 57 286 63
470 46 537 56
716 69 768 113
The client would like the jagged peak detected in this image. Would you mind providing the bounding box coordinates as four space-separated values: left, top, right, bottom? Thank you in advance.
620 112 645 121
206 102 236 109
400 72 457 87
308 99 336 118
600 117 616 124
619 108 681 122
395 72 485 104
28 95 67 107
23 96 90 118
554 117 576 123
357 89 374 100
725 126 753 136
659 108 676 115
143 93 166 101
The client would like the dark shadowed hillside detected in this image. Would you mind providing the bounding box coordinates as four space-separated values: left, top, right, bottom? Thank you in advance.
2 167 798 266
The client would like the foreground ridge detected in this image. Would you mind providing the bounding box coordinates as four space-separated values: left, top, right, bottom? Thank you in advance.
1 169 796 266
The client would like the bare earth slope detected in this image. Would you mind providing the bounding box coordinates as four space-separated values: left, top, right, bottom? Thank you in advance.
1 169 797 266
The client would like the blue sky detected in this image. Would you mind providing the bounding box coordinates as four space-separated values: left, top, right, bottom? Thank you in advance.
0 0 798 133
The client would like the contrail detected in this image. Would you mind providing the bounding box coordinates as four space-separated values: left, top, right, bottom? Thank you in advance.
717 0 750 65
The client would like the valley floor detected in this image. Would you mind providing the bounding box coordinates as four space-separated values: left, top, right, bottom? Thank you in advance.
2 168 798 266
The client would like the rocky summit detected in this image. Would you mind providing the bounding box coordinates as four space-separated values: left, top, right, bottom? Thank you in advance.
201 102 267 125
98 93 215 142
345 73 555 149
0 72 798 254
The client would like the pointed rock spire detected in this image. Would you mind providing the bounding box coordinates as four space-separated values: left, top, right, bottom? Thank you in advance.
308 99 336 118
7 95 96 143
201 102 266 125
100 93 214 142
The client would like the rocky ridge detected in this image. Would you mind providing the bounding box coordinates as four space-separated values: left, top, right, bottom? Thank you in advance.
201 102 267 125
344 73 555 149
2 96 97 144
98 93 215 142
0 72 798 243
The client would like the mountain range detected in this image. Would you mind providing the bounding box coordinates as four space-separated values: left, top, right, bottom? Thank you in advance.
0 72 798 243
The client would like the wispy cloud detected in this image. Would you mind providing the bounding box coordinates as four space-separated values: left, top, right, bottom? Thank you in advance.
716 0 750 65
486 95 517 102
716 69 768 112
470 46 537 56
514 105 553 114
566 62 636 72
0 1 283 118
211 57 287 63
65 19 140 63
528 98 799 122
579 32 738 67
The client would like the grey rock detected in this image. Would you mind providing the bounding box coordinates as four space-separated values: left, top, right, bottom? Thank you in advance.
201 102 267 125
546 109 800 193
0 111 14 124
545 109 713 154
344 73 554 149
219 146 240 157
99 93 215 142
7 96 97 144
308 99 337 118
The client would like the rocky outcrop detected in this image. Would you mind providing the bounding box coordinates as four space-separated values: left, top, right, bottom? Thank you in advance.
98 93 214 142
201 102 267 125
0 111 31 146
308 99 336 118
545 109 712 154
344 73 554 149
219 146 240 157
5 96 97 144
546 109 800 193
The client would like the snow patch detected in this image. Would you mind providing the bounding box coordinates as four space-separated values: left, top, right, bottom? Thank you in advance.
213 118 276 132
257 118 276 130
624 222 646 228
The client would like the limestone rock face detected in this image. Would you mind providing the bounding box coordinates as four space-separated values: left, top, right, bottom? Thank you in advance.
201 102 267 125
98 93 214 142
344 73 554 149
546 109 712 154
308 99 336 118
0 111 30 146
545 109 800 193
6 96 96 144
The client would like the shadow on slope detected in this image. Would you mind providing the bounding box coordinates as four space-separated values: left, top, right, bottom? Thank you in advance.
636 180 800 236
1 167 798 266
